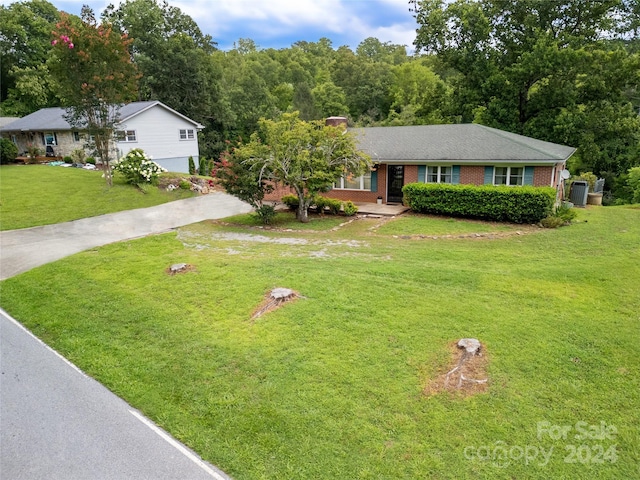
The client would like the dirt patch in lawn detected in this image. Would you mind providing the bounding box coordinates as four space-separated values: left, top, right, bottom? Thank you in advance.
423 340 489 397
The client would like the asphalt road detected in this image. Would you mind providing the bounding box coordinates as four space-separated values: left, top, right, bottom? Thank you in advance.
0 309 230 480
0 193 252 479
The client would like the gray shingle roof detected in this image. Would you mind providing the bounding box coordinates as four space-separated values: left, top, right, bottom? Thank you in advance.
0 101 203 132
351 124 575 164
0 117 20 128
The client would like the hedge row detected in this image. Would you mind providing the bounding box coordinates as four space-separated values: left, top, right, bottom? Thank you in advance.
402 183 556 224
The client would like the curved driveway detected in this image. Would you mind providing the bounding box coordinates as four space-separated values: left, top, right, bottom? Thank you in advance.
0 192 252 280
1 193 252 479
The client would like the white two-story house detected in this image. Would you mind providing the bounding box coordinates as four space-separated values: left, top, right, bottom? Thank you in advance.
0 101 204 173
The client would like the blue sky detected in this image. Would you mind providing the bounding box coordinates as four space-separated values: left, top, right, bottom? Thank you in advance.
14 0 419 52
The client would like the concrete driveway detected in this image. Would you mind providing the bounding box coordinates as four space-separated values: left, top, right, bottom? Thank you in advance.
0 192 252 280
0 193 252 479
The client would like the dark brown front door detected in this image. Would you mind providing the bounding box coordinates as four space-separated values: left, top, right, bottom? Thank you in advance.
387 165 404 203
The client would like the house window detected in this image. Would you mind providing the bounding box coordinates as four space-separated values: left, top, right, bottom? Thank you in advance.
334 172 372 190
43 132 57 146
179 129 195 140
116 130 137 142
494 167 523 186
10 135 17 145
73 131 80 142
426 166 452 184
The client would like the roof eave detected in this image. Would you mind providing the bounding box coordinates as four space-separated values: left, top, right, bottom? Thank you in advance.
372 158 569 165
120 101 203 128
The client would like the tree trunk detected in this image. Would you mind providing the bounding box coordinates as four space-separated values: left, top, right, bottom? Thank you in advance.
295 188 309 223
297 200 309 223
95 133 113 187
103 161 113 187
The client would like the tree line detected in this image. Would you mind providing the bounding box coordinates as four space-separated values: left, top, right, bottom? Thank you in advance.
1 0 639 199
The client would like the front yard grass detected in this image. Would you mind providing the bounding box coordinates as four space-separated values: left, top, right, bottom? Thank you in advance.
0 165 196 230
1 206 638 479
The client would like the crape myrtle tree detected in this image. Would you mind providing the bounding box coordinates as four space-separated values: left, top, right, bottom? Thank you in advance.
215 140 276 224
223 112 371 223
49 8 138 186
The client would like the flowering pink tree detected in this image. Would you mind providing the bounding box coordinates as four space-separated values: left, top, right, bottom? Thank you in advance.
49 9 138 185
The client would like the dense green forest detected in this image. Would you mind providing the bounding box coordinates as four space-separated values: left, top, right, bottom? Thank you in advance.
1 0 639 199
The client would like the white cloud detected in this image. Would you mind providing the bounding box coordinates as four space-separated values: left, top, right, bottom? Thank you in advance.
3 0 417 51
175 0 353 35
174 0 416 49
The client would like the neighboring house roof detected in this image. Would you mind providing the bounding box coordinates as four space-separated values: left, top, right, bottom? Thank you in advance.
352 123 575 164
0 117 20 129
0 101 204 132
117 101 204 129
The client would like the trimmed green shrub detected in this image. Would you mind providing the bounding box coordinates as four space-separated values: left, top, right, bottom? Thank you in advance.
628 167 640 204
573 171 597 192
540 203 578 228
85 157 96 165
70 148 85 164
281 194 299 210
63 156 73 163
343 200 358 216
314 195 342 215
179 180 191 190
403 183 556 224
0 138 18 164
188 156 196 175
113 148 167 185
554 203 578 223
198 157 210 176
253 204 277 224
540 215 566 228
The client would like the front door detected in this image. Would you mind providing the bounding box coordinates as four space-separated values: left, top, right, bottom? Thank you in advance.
387 165 404 203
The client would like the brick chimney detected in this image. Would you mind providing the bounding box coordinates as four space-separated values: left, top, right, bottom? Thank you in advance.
325 116 348 129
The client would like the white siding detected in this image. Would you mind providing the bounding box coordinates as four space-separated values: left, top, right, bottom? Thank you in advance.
115 105 200 173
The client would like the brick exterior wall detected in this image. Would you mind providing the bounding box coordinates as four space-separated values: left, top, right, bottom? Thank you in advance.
263 163 562 204
404 165 418 184
460 166 486 185
323 189 379 203
534 166 554 187
264 165 386 203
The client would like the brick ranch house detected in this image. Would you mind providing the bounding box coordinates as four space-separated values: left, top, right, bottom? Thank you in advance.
0 101 204 173
267 118 576 204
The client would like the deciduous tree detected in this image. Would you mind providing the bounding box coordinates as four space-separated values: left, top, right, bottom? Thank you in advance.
411 0 640 176
226 112 370 223
49 9 138 185
0 0 59 113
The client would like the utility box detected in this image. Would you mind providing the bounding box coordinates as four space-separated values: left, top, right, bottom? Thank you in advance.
570 181 589 207
594 178 605 194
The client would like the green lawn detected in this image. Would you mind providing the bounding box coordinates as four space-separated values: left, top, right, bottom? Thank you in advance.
1 206 638 479
0 165 196 230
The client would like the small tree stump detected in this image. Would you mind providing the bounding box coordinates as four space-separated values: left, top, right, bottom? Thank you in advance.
251 288 301 320
457 338 481 354
166 263 195 275
424 338 489 396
